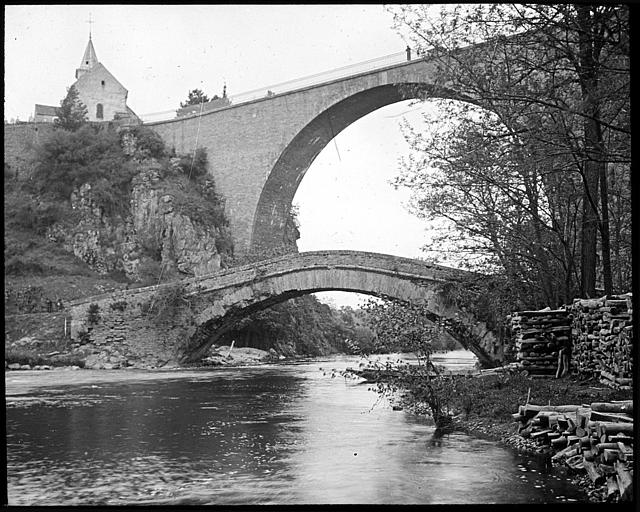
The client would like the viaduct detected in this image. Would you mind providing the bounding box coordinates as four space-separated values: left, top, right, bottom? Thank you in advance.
146 53 474 256
67 47 509 367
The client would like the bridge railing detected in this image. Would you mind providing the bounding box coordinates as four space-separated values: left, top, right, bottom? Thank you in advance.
139 50 409 123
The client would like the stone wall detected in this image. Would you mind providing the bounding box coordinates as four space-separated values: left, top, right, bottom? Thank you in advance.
69 284 196 368
147 58 444 256
3 123 54 173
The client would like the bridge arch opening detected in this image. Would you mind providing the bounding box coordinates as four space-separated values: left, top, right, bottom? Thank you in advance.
249 82 474 256
187 287 462 363
178 252 497 366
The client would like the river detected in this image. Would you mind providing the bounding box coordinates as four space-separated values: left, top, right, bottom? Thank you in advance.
5 350 587 505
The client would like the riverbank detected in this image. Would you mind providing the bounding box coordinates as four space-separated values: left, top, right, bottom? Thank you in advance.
4 340 285 371
390 370 633 503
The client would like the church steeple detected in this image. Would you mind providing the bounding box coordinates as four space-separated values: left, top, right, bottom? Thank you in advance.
75 15 98 79
76 38 98 79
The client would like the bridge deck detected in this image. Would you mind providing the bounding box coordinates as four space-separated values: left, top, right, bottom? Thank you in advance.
68 250 473 307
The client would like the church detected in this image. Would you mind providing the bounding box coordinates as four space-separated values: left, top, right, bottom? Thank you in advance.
34 33 138 124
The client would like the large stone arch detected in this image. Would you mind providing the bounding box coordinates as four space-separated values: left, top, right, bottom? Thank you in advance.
250 82 476 254
148 56 486 256
68 251 501 368
183 251 499 366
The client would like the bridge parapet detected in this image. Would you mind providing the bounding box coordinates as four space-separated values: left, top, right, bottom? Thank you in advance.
187 250 470 296
68 251 470 307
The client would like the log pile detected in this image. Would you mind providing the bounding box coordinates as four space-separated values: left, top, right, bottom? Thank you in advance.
512 400 634 502
509 309 571 378
570 293 633 389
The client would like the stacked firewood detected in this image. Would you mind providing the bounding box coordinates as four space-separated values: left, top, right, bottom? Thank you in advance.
509 309 571 377
570 293 633 389
512 400 634 502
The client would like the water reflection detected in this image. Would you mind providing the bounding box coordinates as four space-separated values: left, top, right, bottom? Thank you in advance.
6 354 587 505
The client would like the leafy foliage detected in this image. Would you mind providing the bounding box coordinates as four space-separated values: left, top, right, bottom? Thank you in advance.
175 147 208 179
360 298 458 361
123 125 167 160
4 181 73 235
87 303 101 325
216 295 364 356
54 85 88 131
30 124 136 217
143 282 191 324
388 4 630 305
180 88 210 108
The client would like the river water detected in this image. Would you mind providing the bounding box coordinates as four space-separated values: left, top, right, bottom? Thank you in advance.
5 350 587 505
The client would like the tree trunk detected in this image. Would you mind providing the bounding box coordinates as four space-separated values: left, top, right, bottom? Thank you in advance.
590 401 633 414
599 163 613 294
576 5 606 298
579 138 600 297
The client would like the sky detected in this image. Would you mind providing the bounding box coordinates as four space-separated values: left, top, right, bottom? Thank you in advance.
4 4 449 308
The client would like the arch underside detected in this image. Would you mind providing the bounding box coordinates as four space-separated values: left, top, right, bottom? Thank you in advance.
183 267 495 366
250 82 468 255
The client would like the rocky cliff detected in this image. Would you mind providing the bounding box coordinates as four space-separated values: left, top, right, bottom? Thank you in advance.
45 158 228 283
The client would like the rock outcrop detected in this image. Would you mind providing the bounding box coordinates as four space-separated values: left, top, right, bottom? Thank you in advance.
46 159 226 282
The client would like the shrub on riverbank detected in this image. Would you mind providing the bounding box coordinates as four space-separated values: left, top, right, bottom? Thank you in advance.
367 364 633 436
431 372 632 421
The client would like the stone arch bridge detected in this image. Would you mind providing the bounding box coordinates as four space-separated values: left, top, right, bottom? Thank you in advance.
69 250 503 368
146 48 485 257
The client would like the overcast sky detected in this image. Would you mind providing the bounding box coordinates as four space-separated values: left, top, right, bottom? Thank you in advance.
5 4 447 308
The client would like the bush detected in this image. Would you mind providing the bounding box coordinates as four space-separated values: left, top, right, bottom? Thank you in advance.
109 300 127 312
4 257 47 276
87 303 100 325
4 188 70 235
177 147 208 179
137 258 164 285
32 125 135 216
124 126 167 160
144 282 190 323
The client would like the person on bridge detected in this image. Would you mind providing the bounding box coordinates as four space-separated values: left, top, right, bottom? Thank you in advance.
406 46 412 61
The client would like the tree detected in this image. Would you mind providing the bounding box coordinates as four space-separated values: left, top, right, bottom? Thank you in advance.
360 297 458 432
389 4 630 301
361 298 448 364
31 125 135 216
54 85 88 131
180 89 210 108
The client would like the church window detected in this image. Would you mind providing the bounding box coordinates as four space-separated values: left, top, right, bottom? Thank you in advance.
96 103 104 119
101 80 105 87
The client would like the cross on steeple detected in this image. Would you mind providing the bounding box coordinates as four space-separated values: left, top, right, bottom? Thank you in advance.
87 12 93 39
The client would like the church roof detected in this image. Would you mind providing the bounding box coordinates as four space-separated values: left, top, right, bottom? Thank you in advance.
79 36 98 70
34 104 58 116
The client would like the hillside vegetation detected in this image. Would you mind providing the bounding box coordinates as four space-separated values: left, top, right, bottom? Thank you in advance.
4 122 377 363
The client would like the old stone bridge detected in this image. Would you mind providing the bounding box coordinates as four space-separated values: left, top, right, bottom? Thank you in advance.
69 250 503 367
